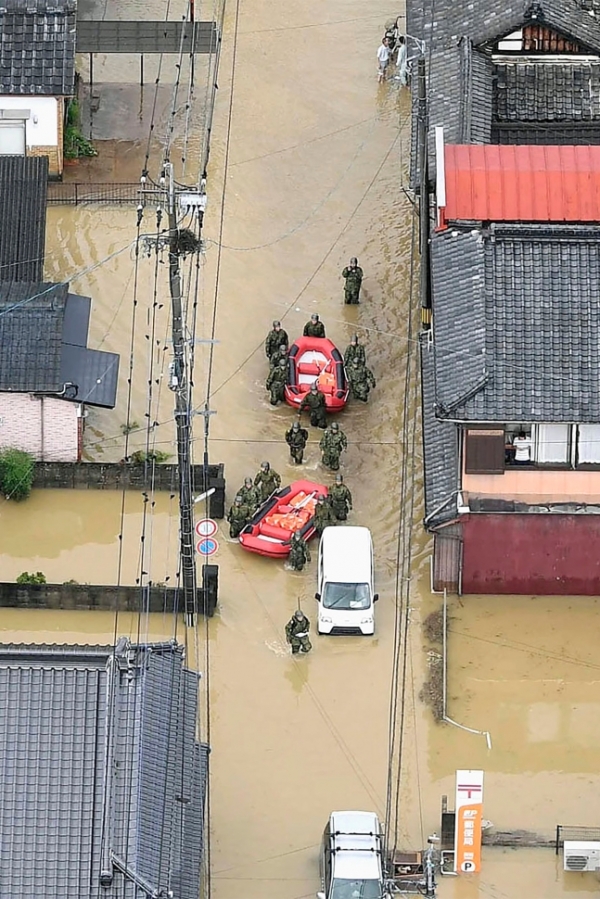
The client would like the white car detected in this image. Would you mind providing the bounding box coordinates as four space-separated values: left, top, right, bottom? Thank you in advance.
318 810 385 899
316 527 378 635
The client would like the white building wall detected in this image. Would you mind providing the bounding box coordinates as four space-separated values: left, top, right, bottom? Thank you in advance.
0 96 58 146
0 394 79 462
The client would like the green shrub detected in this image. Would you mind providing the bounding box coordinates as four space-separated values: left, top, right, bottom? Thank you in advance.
130 450 171 464
17 571 47 585
0 448 35 500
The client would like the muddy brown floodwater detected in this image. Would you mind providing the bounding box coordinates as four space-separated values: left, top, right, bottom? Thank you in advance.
1 1 600 898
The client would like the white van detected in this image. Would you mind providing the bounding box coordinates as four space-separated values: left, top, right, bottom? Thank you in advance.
317 810 385 899
316 526 378 635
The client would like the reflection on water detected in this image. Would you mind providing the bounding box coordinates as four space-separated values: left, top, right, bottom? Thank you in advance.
0 1 596 898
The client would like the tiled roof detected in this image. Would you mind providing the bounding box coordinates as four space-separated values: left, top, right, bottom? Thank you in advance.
0 0 76 96
0 640 208 899
0 156 47 282
0 282 120 406
0 282 67 392
495 61 600 121
407 0 600 53
420 333 459 526
431 224 600 422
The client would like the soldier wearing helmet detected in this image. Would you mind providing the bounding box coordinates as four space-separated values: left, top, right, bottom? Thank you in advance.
265 320 289 358
285 607 312 654
254 461 281 502
285 418 309 465
342 257 364 305
303 313 326 338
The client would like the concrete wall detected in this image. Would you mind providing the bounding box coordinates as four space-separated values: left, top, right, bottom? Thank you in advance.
0 394 79 461
462 513 600 595
32 461 226 518
0 96 61 175
0 582 216 616
463 466 600 505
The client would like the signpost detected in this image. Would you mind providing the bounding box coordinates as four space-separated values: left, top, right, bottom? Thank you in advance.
195 518 217 538
196 537 219 557
454 769 484 873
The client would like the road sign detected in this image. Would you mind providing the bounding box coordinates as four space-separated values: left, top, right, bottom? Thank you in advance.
196 537 219 556
195 518 217 538
454 769 484 874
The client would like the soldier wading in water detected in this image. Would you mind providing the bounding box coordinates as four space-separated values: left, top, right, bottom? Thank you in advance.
285 420 309 464
288 531 311 571
285 608 312 654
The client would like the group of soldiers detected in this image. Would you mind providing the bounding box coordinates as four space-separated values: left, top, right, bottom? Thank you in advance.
240 259 373 654
264 319 377 409
226 461 353 570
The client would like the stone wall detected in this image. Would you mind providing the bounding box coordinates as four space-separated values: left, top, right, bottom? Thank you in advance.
32 461 226 518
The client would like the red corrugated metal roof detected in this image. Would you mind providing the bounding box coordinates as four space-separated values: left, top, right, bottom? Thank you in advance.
443 144 600 223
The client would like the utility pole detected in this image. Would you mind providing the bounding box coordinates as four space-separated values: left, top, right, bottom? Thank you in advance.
140 163 208 626
416 54 431 331
166 163 198 626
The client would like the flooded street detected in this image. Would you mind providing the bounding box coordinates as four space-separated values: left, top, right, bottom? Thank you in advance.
2 1 600 897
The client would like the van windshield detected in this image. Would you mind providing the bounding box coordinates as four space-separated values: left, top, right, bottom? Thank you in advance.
330 879 382 899
322 582 371 610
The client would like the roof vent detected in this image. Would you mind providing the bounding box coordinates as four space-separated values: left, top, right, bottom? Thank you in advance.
525 2 544 20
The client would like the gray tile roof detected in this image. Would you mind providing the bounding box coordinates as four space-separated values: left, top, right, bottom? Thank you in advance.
0 282 67 392
0 640 208 899
420 333 460 526
0 0 76 96
0 156 47 282
431 224 600 422
0 282 120 406
408 0 600 54
409 1 600 183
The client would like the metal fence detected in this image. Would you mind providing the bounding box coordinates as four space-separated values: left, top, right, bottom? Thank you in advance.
47 182 142 206
556 825 600 854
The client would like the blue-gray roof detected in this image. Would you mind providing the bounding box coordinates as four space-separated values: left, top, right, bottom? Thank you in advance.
0 640 208 899
0 0 76 96
431 224 600 422
0 282 120 407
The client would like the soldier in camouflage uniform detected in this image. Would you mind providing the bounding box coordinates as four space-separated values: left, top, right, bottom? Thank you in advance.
285 608 312 654
303 313 326 338
319 421 347 471
344 334 366 368
288 531 311 571
329 473 353 521
313 494 336 536
269 341 289 371
265 320 289 359
238 476 260 514
266 357 288 405
227 494 251 538
299 384 328 429
254 461 282 503
341 257 364 304
285 420 309 464
347 358 376 402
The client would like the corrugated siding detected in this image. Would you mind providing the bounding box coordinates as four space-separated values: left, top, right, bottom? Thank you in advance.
0 156 48 282
462 513 600 594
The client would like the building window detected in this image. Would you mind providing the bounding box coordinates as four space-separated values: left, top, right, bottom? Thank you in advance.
464 429 505 474
576 424 600 465
533 423 570 465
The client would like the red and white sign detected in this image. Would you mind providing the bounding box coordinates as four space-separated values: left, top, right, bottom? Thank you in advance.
454 769 484 874
195 518 217 538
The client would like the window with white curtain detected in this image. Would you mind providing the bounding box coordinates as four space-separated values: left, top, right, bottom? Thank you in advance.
533 423 570 464
577 424 600 464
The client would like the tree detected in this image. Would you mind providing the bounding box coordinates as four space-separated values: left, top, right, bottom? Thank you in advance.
0 448 35 500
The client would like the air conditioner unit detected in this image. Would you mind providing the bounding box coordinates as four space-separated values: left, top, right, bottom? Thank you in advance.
563 841 600 872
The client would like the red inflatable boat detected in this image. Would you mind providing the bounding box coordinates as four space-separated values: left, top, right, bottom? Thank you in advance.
285 336 348 412
239 479 328 558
